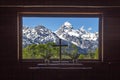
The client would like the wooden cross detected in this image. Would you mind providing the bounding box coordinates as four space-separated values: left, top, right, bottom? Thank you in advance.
53 39 68 63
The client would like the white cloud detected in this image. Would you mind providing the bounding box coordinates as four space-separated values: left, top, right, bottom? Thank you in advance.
88 27 92 31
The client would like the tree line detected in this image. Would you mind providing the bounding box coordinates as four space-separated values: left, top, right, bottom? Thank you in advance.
23 42 98 60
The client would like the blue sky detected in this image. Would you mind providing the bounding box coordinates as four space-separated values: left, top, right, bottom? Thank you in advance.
22 17 99 32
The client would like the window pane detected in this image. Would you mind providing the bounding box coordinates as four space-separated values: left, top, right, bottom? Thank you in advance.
22 17 99 60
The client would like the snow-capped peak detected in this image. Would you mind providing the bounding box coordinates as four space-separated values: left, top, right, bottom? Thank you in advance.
22 25 59 47
63 21 72 29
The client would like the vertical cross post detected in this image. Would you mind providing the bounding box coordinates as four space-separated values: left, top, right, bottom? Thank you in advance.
53 39 68 63
59 39 61 62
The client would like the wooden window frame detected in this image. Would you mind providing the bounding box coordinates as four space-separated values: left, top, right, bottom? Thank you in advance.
17 11 104 63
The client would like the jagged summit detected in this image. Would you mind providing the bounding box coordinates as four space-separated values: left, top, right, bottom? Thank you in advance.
23 25 59 48
63 21 73 29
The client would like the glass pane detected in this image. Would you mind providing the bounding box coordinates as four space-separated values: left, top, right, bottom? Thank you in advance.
22 17 99 60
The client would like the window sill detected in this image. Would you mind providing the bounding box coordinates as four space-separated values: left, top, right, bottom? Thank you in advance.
28 63 93 70
37 63 83 66
29 66 92 70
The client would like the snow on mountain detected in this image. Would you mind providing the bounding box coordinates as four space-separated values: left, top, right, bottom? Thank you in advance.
22 25 59 47
23 21 99 53
64 21 73 29
55 21 98 53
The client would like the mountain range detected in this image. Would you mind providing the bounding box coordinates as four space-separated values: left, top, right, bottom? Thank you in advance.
22 21 98 54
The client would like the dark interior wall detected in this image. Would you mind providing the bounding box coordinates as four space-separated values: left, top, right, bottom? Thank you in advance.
0 0 120 6
0 0 120 80
104 16 120 62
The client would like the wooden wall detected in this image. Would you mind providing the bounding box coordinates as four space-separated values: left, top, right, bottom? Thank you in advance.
0 0 120 6
0 0 120 80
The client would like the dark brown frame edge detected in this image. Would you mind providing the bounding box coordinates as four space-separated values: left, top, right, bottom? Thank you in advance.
17 11 104 63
